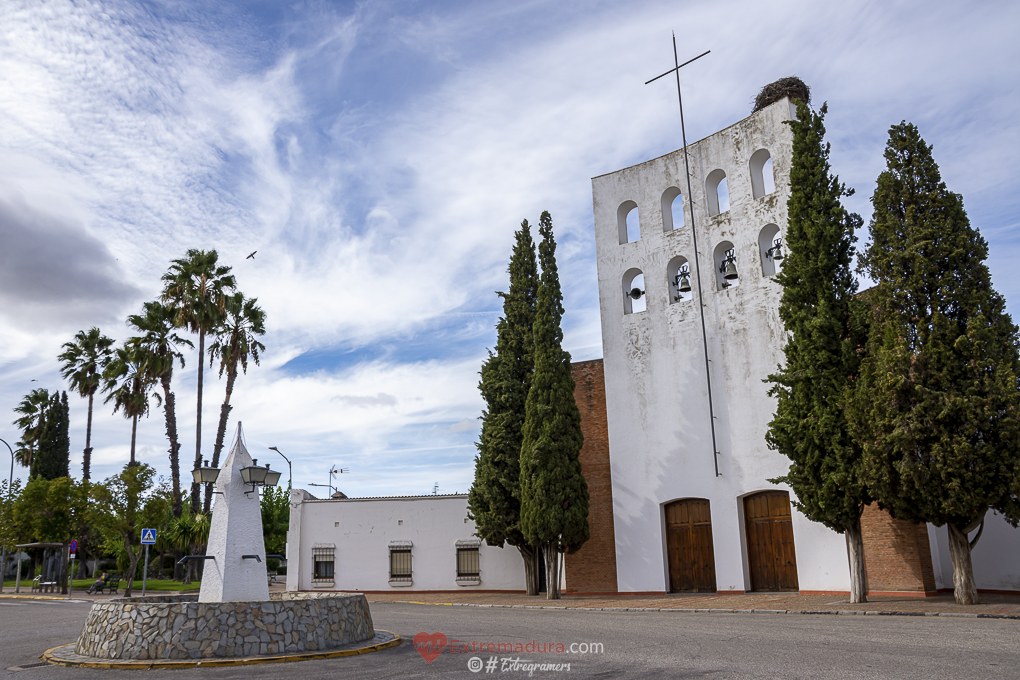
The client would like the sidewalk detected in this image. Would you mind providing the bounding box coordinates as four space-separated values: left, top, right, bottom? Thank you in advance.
364 590 1020 619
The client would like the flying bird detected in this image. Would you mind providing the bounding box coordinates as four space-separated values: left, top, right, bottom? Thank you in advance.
247 251 257 260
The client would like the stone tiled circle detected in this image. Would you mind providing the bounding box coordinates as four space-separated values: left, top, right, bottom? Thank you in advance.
75 593 374 660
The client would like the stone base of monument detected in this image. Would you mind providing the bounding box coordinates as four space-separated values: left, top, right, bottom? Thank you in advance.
44 592 398 667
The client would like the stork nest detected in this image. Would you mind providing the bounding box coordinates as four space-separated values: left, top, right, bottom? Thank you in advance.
752 77 810 113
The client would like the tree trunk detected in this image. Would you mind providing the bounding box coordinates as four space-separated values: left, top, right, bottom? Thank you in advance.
161 375 183 520
205 364 237 513
123 540 141 597
845 517 867 604
174 549 184 581
83 390 94 481
543 542 560 600
518 544 540 596
192 329 206 515
129 414 138 466
947 522 980 605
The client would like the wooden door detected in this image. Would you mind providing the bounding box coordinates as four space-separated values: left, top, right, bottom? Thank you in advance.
665 499 717 593
744 491 799 591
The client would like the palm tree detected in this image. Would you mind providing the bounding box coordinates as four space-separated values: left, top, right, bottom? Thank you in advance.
164 501 209 584
128 302 193 519
12 388 50 469
204 292 266 512
102 340 159 466
58 328 115 481
160 249 236 513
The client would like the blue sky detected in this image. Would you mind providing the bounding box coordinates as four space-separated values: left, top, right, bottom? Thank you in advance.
1 0 1018 497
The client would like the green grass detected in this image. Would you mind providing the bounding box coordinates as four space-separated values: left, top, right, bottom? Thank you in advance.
3 579 201 592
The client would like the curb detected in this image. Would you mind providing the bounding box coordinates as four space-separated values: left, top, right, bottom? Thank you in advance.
41 630 401 669
384 600 1020 621
0 594 70 601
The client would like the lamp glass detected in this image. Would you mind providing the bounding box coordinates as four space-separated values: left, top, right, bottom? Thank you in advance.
264 470 282 487
192 467 220 485
240 465 268 485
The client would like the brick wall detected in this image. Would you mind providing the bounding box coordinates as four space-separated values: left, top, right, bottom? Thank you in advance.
564 359 618 593
860 502 937 594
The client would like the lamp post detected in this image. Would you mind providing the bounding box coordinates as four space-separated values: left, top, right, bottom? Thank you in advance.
268 447 291 490
0 438 11 593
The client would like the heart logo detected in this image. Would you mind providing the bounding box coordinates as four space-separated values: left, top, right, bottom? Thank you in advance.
413 632 448 663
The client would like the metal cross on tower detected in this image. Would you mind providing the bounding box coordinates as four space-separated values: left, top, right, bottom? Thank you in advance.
646 37 721 478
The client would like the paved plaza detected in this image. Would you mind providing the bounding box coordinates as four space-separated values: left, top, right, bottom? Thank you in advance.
1 595 1018 678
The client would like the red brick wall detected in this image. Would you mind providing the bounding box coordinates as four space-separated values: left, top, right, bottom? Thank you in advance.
564 359 618 593
860 503 937 594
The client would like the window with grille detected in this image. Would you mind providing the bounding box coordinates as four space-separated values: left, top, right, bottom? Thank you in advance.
312 544 335 582
457 547 479 578
389 549 412 581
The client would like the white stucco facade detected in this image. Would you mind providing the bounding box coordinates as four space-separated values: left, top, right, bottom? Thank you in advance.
285 491 526 592
592 98 851 593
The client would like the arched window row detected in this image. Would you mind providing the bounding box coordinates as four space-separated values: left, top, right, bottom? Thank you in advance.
621 224 784 314
616 148 776 242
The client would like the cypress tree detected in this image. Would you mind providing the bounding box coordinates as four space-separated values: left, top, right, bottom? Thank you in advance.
32 392 71 480
468 220 542 595
850 122 1020 605
519 211 589 600
765 101 870 602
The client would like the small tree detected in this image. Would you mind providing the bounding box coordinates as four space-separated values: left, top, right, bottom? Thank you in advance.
32 392 70 480
519 212 589 600
468 220 542 595
765 101 870 603
260 485 289 558
91 463 156 596
850 122 1020 605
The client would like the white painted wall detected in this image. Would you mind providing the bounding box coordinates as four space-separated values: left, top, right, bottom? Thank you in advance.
928 513 1020 592
286 491 526 592
592 98 850 593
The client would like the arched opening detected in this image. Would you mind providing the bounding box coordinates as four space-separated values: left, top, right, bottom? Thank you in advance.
713 241 739 290
664 499 717 593
661 187 684 232
667 255 692 303
622 268 646 314
749 149 776 199
705 169 729 216
758 224 782 277
742 490 799 592
618 201 640 244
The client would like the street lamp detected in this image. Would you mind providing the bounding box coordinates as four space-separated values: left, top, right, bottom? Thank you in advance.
0 438 12 593
239 460 281 496
268 446 292 490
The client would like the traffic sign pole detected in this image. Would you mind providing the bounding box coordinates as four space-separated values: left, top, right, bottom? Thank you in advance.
139 529 156 597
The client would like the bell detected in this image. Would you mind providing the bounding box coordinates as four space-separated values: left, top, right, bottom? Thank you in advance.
771 241 784 261
628 288 644 300
677 274 692 293
723 260 739 280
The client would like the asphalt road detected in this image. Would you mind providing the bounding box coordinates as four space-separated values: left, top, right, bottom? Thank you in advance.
1 598 1018 679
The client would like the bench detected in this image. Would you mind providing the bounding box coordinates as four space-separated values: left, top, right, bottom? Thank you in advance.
95 577 120 595
267 571 278 585
30 575 59 593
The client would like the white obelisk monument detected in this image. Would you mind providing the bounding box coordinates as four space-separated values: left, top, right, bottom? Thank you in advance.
199 425 270 603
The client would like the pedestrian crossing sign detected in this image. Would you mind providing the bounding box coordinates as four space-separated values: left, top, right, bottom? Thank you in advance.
141 528 157 545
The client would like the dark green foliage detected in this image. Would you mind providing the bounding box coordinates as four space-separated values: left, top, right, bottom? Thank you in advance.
32 392 70 480
260 485 289 556
469 220 538 550
766 101 868 532
520 212 589 555
850 122 1020 529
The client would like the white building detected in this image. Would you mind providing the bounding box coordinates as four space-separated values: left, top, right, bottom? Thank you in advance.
286 91 1020 597
285 490 525 592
